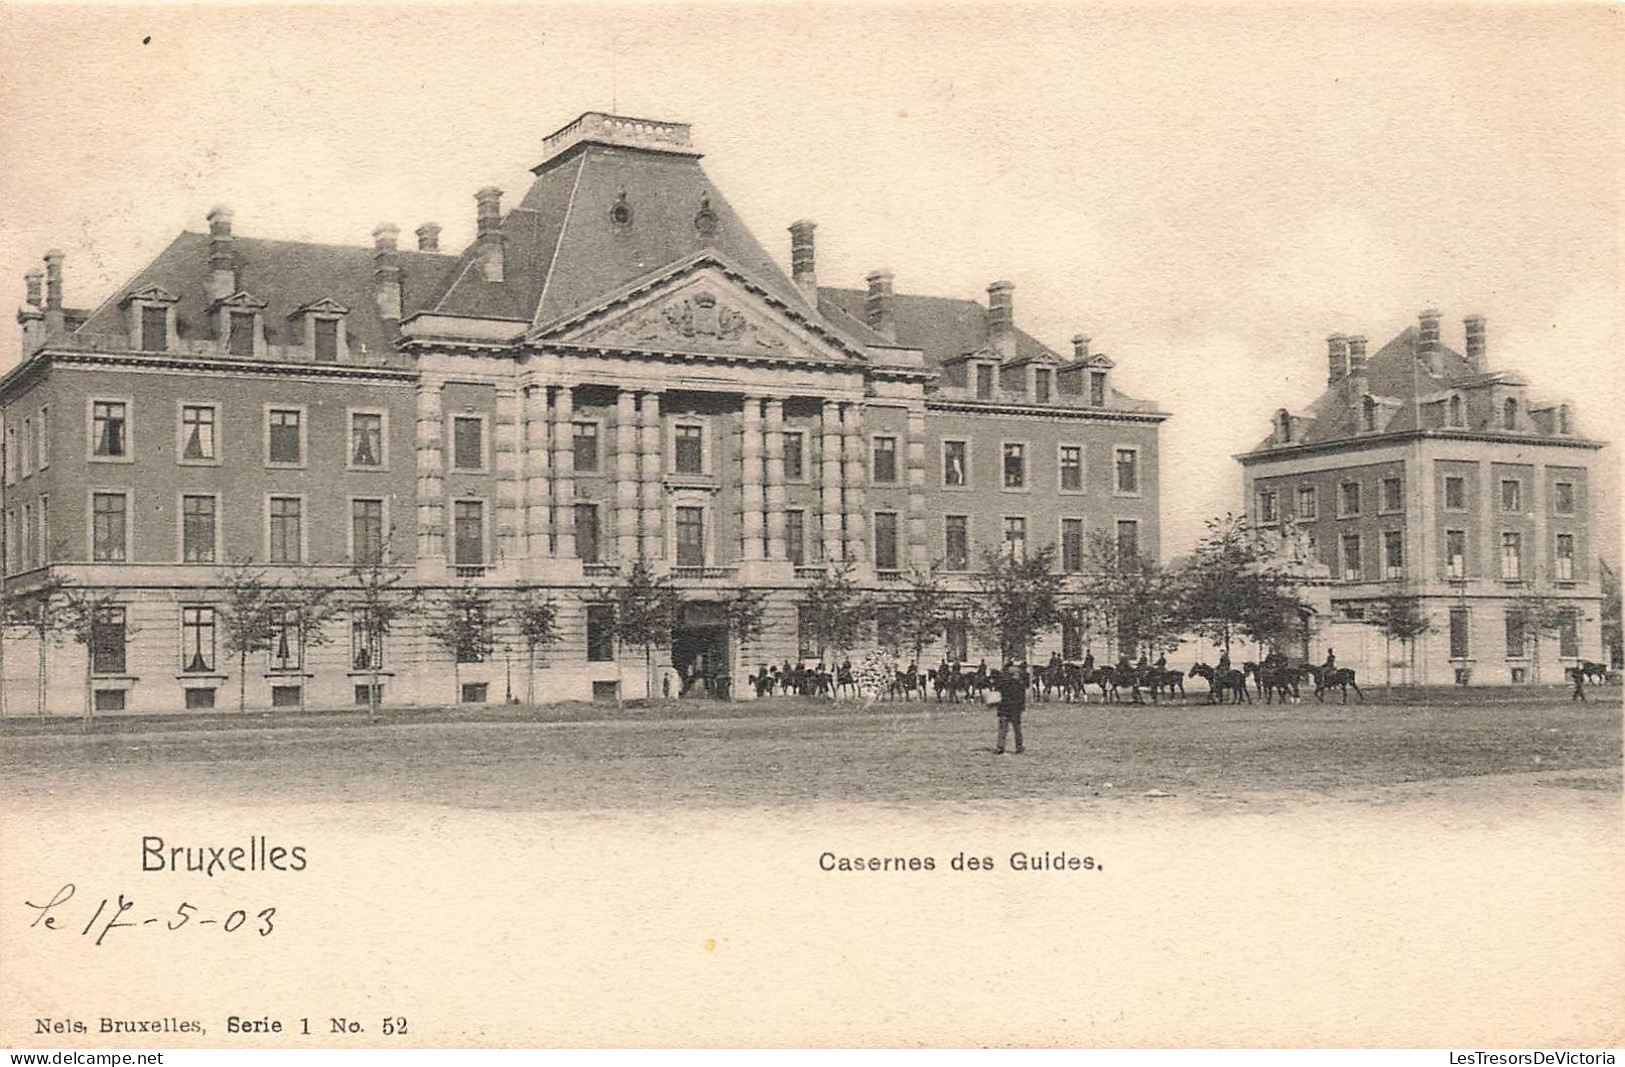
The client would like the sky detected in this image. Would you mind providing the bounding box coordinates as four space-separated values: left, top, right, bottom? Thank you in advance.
0 2 1617 559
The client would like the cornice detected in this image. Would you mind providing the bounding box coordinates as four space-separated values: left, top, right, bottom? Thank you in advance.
925 398 1170 424
1237 428 1606 464
27 348 417 385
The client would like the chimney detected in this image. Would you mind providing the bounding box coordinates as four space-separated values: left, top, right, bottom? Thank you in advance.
24 270 42 308
987 280 1015 360
415 222 441 253
1346 334 1370 397
474 187 505 282
789 220 817 302
206 205 235 300
17 270 46 356
864 270 896 340
1463 314 1486 372
373 223 403 328
1326 333 1348 385
1418 307 1443 376
1072 335 1090 361
43 249 65 334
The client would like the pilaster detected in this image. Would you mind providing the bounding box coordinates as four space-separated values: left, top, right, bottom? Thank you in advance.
523 384 552 560
820 400 843 562
494 388 522 570
763 398 786 561
415 381 446 565
616 389 640 562
740 397 766 561
906 404 929 567
640 392 664 561
842 402 867 565
552 386 576 559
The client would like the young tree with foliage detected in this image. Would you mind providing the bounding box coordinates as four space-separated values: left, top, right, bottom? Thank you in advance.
1363 594 1435 689
1178 514 1300 657
722 588 770 698
511 586 561 706
1602 559 1621 670
1505 584 1581 684
893 565 953 668
272 570 343 711
57 587 138 721
347 543 417 718
430 583 502 705
219 559 277 711
971 544 1065 663
799 560 874 662
591 558 682 700
14 573 73 718
1079 530 1184 660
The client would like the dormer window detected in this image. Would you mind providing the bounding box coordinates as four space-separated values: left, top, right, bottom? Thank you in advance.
1034 368 1052 402
314 318 339 362
1502 397 1517 430
1276 409 1292 444
120 283 179 353
1447 394 1465 428
289 299 350 363
1362 396 1378 433
975 363 994 400
1090 371 1107 407
212 291 268 359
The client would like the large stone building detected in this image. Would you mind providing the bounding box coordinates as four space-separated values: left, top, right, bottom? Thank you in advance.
1238 309 1605 685
0 112 1167 713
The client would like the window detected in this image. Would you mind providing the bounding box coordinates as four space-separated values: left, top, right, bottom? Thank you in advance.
674 424 704 475
944 516 969 571
268 607 302 672
228 311 256 357
271 685 302 708
1499 532 1521 580
268 496 303 563
1035 369 1052 402
1062 618 1084 661
181 495 217 563
783 432 805 480
1341 534 1362 581
975 364 993 400
1338 481 1361 517
37 405 49 469
1503 397 1517 430
872 436 898 484
572 422 599 472
455 605 488 664
875 607 901 651
1381 477 1403 513
6 508 17 572
313 318 339 362
943 613 968 662
797 605 818 660
349 607 383 665
20 417 31 477
181 606 216 673
586 605 615 662
350 412 384 468
1002 517 1027 560
454 500 485 565
452 416 485 471
1447 395 1465 428
1448 608 1470 660
1559 612 1579 659
1362 396 1378 433
351 609 384 670
37 496 48 565
1002 443 1026 489
1555 534 1575 581
1061 518 1084 573
1114 448 1139 494
354 683 384 707
91 606 127 674
1500 479 1521 513
873 512 899 570
1383 530 1404 578
1553 481 1575 515
5 427 15 484
942 440 968 487
91 401 128 459
1116 520 1139 562
1444 476 1466 511
1505 612 1525 659
461 682 489 704
786 509 806 566
575 503 600 564
92 492 128 561
1297 486 1317 520
1258 489 1279 524
140 306 168 352
21 503 31 568
675 506 705 566
1446 530 1467 579
1090 371 1107 408
267 408 303 466
352 499 385 564
1059 446 1082 491
180 404 217 462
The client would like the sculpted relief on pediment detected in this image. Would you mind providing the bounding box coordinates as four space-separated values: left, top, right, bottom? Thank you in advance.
578 289 795 356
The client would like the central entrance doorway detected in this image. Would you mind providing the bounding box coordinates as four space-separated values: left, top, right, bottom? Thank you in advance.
671 602 730 699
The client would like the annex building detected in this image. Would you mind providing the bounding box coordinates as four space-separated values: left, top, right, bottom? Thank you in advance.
1238 309 1604 685
0 112 1167 713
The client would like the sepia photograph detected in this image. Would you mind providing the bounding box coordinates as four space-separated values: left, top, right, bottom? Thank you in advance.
0 1 1619 1051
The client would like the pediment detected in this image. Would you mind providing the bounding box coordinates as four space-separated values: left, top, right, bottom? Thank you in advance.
538 261 863 365
121 283 179 306
289 297 350 318
210 290 269 311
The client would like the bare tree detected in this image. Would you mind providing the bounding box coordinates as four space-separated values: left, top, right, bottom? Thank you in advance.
511 586 561 706
219 559 276 711
430 583 502 705
346 542 417 718
57 588 138 721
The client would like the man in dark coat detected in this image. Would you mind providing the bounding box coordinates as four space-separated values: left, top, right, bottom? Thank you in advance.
993 661 1027 755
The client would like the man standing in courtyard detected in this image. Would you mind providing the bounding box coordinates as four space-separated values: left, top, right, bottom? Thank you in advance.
993 661 1027 756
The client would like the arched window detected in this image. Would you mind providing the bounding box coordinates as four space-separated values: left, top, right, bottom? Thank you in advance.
1503 397 1517 430
1448 395 1464 428
1276 409 1291 443
1362 396 1378 433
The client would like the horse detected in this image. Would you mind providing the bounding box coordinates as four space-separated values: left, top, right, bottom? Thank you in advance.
889 663 924 702
1578 660 1611 684
1144 667 1185 702
1244 661 1303 704
1189 662 1250 704
1308 665 1365 704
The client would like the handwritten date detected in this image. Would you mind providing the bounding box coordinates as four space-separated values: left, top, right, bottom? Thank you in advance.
25 883 276 944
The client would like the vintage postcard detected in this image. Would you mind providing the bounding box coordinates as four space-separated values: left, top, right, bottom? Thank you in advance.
0 1 1620 1051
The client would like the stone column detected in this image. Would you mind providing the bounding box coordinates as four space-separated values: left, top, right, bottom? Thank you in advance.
740 397 765 561
906 404 929 566
640 392 664 561
552 386 576 559
494 388 522 568
842 402 867 565
616 390 640 562
523 384 552 559
415 381 446 563
764 399 788 561
819 401 844 562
